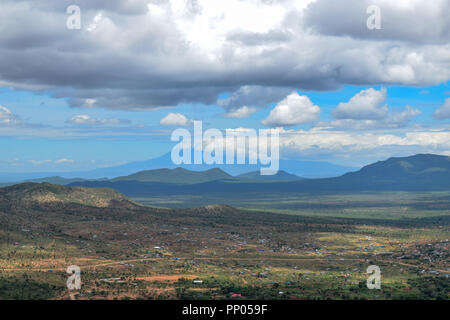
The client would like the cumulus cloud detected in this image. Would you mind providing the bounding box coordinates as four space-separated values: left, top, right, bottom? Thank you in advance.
224 106 257 118
321 106 421 130
160 113 192 126
302 0 450 44
66 114 130 125
0 1 448 111
433 98 450 120
262 92 320 127
323 88 421 129
332 88 388 120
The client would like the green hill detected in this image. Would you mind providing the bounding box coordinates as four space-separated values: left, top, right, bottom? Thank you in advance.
342 154 450 184
0 182 138 209
111 167 234 184
237 170 303 181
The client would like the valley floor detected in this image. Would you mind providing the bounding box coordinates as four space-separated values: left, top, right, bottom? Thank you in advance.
0 191 449 300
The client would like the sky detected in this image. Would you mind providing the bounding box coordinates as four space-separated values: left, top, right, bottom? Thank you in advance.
0 0 449 172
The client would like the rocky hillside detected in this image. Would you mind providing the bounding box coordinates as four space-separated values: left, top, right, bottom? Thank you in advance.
0 182 139 210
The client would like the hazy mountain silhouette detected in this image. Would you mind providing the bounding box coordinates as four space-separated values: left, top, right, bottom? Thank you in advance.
0 151 357 182
111 167 234 184
70 154 450 195
237 170 303 181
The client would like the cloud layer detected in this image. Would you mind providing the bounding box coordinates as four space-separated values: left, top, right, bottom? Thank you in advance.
0 0 449 112
66 114 130 125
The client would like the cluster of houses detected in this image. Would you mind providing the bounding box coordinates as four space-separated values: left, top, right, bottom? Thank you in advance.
393 239 449 263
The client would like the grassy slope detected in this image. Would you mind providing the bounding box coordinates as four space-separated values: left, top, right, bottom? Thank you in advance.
0 182 137 208
111 167 234 184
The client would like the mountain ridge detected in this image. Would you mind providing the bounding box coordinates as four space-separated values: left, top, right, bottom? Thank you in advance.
111 167 234 184
69 154 450 195
237 170 303 181
0 151 357 182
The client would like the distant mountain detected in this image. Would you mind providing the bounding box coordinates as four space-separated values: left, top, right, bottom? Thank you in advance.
345 154 450 179
237 170 303 181
0 152 357 182
26 176 91 185
0 176 107 187
111 167 234 184
82 152 356 179
338 154 450 188
283 154 450 192
69 154 450 195
0 182 138 209
0 172 75 183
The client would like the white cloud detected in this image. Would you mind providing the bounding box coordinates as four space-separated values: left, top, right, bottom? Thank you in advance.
66 114 130 125
386 105 421 125
86 12 104 32
433 98 450 120
323 88 421 130
160 113 192 126
332 88 388 120
279 127 450 156
28 158 75 166
224 106 257 118
262 92 320 127
322 105 421 130
28 159 52 166
55 158 75 164
202 125 450 163
0 105 18 125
